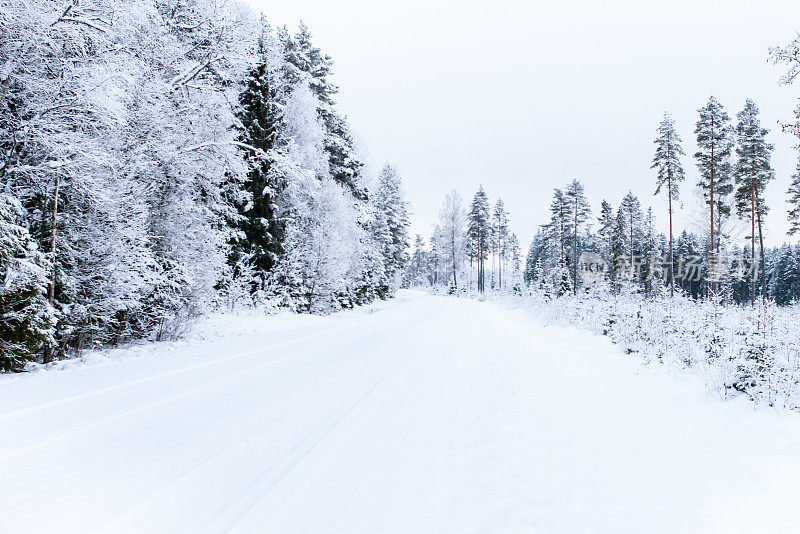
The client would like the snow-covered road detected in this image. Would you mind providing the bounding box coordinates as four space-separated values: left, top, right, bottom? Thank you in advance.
2 291 800 533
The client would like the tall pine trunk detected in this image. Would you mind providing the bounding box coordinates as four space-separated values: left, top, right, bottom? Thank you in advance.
751 179 756 305
757 201 766 304
573 202 578 293
663 158 675 297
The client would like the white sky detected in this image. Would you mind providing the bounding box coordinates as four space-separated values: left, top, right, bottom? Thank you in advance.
245 0 800 248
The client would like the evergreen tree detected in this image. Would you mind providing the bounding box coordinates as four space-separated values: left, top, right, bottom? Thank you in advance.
0 193 54 371
508 233 521 288
544 189 572 270
564 179 591 292
467 187 491 292
788 159 800 236
373 164 410 287
675 230 704 298
524 231 549 286
492 199 510 289
404 235 429 288
639 207 663 292
771 37 800 239
616 192 644 282
694 96 733 254
597 200 615 264
232 22 285 290
652 112 686 296
733 99 774 303
280 22 366 200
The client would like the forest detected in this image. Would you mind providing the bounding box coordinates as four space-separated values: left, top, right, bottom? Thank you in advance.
401 35 800 409
0 0 410 371
3 1 800 396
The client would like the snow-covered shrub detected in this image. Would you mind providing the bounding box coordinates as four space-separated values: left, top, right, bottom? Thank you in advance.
481 284 800 410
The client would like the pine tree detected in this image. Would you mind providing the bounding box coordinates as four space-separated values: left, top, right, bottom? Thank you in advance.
492 199 510 289
564 179 591 292
652 112 685 296
597 200 615 264
734 99 774 303
695 96 733 255
770 34 800 140
467 187 491 292
508 233 521 288
544 189 572 270
616 192 644 282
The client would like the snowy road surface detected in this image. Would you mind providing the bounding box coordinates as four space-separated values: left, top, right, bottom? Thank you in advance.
2 291 800 533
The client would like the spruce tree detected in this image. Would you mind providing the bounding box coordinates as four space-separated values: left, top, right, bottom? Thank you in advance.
373 164 410 287
233 27 285 290
652 112 685 296
0 193 54 371
694 96 733 255
640 207 661 292
280 23 366 200
733 99 774 303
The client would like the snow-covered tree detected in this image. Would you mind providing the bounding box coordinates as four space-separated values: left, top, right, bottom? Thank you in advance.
0 193 54 371
733 99 774 302
788 160 800 236
695 96 733 254
467 187 491 292
280 22 366 200
564 179 591 292
652 112 686 295
597 200 615 263
615 192 644 281
269 80 361 310
230 20 286 292
404 235 429 288
372 164 410 288
436 189 467 290
491 199 510 289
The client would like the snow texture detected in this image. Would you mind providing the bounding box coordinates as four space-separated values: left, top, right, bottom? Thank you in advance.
2 291 800 533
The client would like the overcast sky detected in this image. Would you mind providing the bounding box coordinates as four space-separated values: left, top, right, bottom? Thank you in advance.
245 0 800 248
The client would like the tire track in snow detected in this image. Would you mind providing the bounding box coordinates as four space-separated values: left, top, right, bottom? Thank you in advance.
97 309 436 533
0 305 413 424
0 307 418 463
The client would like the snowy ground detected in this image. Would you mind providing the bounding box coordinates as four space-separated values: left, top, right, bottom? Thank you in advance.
2 291 800 533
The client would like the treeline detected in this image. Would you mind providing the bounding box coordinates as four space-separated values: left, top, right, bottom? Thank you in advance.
403 188 522 292
0 1 409 371
525 91 800 305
